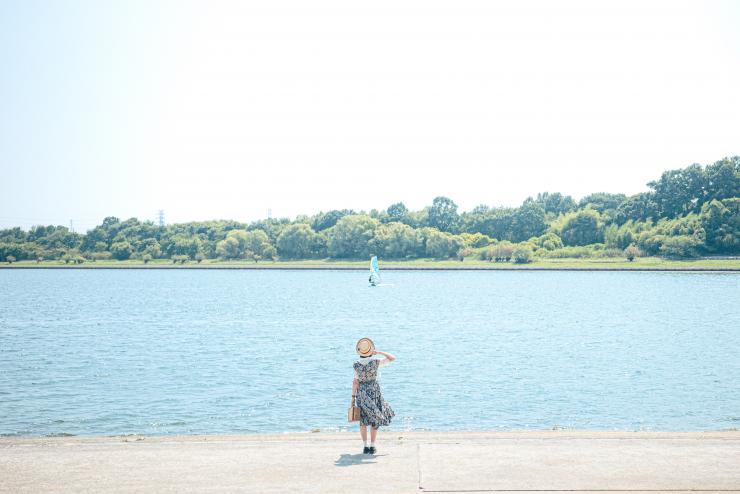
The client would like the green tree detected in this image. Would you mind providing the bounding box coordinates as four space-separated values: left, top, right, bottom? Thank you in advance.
659 235 702 258
0 227 27 243
110 241 133 260
142 253 153 264
216 236 242 259
327 215 379 258
648 163 707 217
511 200 547 241
142 242 162 259
578 192 627 213
559 209 603 246
535 232 564 251
166 235 203 259
262 244 277 261
460 206 516 241
512 245 534 264
402 208 429 229
79 216 120 252
6 255 16 264
604 223 635 250
700 198 739 253
385 202 409 223
459 232 493 248
704 157 740 201
277 224 321 258
371 222 419 258
534 192 576 215
137 237 161 255
427 196 458 232
311 210 352 231
242 218 286 244
244 229 271 257
615 192 659 224
424 230 463 258
635 230 664 256
215 229 264 259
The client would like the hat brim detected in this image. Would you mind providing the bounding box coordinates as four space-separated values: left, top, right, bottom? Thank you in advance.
356 338 375 357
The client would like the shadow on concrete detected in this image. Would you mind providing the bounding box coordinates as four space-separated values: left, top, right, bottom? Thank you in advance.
334 453 378 466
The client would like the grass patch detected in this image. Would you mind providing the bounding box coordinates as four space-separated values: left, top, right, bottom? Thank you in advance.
2 257 739 270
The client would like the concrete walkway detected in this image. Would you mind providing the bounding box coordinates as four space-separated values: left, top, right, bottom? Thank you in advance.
1 431 739 493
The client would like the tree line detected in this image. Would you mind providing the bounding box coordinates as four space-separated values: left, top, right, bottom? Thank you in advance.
1 157 738 264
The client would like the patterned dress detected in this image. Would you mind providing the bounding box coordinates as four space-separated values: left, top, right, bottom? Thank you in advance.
354 359 395 427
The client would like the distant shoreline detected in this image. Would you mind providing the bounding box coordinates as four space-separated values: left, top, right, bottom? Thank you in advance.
2 260 740 272
3 267 740 272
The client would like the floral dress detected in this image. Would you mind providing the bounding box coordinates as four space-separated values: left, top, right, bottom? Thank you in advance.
354 359 395 427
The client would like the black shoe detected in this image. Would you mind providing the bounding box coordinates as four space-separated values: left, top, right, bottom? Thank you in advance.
368 446 376 455
363 446 370 454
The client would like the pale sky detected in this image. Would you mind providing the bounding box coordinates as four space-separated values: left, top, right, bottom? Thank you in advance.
1 0 739 231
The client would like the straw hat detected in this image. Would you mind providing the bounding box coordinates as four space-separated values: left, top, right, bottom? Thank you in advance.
356 338 375 357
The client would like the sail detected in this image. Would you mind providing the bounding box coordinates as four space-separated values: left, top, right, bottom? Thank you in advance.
369 256 380 284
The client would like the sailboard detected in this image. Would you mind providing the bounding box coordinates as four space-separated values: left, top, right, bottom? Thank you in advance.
369 256 381 286
368 256 392 286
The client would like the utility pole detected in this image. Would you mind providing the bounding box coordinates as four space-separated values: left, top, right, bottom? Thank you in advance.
267 208 272 220
158 210 165 227
69 219 74 233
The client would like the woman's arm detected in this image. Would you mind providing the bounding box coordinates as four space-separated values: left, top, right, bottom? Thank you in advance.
352 378 358 399
373 350 396 362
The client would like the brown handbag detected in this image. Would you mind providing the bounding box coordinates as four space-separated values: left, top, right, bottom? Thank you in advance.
348 395 360 422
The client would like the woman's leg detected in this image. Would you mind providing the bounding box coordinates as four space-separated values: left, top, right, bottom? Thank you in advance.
370 426 378 443
360 425 367 443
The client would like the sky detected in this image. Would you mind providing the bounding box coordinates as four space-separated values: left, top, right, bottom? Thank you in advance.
1 0 739 231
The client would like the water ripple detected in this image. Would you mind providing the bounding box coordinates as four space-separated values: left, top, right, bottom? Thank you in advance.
0 269 738 436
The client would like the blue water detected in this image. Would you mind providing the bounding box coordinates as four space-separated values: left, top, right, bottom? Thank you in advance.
1 269 739 437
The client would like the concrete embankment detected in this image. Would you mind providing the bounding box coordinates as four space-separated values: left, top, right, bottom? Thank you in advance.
1 431 739 493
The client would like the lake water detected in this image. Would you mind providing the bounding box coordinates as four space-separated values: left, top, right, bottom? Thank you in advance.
1 269 739 437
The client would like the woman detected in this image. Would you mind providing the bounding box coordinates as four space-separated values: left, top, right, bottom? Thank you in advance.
352 338 395 454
